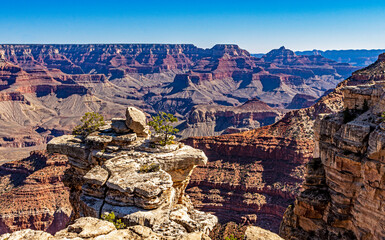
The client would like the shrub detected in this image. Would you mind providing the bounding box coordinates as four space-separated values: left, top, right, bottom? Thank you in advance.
148 112 179 146
72 112 105 137
101 211 126 229
139 163 160 173
225 235 238 240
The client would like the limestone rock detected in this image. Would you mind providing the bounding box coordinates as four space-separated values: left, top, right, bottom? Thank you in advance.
0 229 53 240
244 226 283 240
125 107 148 137
111 118 131 134
46 109 217 239
55 217 116 238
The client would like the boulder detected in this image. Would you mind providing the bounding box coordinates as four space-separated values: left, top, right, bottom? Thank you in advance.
244 226 283 240
125 107 148 137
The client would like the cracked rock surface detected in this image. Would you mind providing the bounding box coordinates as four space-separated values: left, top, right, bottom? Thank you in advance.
45 107 217 239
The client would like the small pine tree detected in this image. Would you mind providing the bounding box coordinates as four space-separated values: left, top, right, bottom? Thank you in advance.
72 112 105 137
148 112 179 146
101 212 126 229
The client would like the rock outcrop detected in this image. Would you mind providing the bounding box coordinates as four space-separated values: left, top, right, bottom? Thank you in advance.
280 54 385 239
46 107 217 238
0 217 211 240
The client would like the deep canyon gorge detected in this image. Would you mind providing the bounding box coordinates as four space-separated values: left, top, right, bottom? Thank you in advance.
0 44 385 239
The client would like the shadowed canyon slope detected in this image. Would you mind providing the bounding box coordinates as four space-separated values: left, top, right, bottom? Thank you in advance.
183 53 385 233
0 151 71 234
280 53 385 240
0 44 359 149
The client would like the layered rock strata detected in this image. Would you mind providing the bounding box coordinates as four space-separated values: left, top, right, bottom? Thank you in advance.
0 151 71 234
280 55 385 239
178 98 286 138
184 66 349 233
46 107 217 238
0 44 360 151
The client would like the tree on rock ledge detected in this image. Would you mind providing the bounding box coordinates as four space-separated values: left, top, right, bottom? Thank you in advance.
149 112 179 146
72 112 105 137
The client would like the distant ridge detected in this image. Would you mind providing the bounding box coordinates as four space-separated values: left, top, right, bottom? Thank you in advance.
296 49 385 67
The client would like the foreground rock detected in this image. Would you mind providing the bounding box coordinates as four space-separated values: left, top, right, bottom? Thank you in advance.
46 107 217 239
244 226 283 240
280 54 385 239
0 217 209 240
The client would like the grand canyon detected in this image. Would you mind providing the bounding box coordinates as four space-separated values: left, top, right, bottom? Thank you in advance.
0 42 384 240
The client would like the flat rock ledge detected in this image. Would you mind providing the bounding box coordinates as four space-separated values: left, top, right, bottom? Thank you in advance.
45 107 217 239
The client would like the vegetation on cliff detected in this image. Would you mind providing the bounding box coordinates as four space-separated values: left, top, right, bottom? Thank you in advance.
72 112 105 137
149 112 179 146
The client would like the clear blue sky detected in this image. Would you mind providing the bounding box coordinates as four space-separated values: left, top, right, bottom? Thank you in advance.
1 0 385 53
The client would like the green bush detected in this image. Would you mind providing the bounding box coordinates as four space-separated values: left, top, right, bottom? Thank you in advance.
225 234 239 240
148 112 179 146
101 211 126 229
139 163 160 173
72 112 105 137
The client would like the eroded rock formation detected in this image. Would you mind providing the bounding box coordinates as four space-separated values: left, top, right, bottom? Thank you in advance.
0 44 360 151
183 59 353 232
45 107 217 238
178 98 286 138
280 54 385 239
0 151 71 235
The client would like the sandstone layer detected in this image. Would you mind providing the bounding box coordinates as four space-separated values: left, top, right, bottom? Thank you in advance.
0 151 71 235
280 53 385 239
0 44 359 150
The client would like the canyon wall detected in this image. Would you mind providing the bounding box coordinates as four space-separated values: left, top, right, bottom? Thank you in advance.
280 54 385 239
0 44 359 150
0 151 71 234
183 85 346 233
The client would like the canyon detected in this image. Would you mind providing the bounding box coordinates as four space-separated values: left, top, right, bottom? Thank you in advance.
0 45 384 239
0 44 359 150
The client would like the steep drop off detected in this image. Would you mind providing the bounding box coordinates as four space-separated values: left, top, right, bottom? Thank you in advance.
280 54 385 240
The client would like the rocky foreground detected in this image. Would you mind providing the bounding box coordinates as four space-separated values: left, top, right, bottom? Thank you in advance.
0 217 283 240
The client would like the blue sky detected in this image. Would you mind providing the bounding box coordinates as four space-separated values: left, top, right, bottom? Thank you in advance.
1 0 385 52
